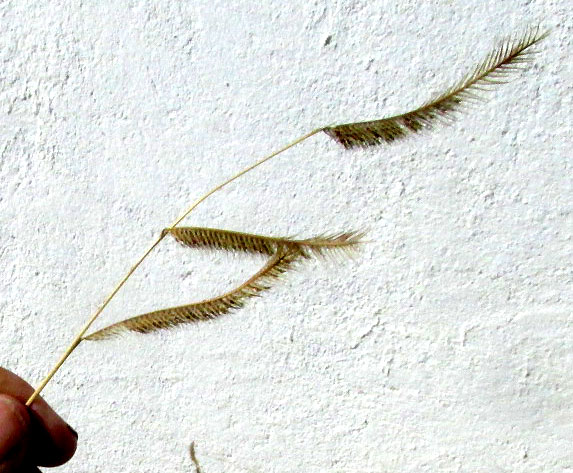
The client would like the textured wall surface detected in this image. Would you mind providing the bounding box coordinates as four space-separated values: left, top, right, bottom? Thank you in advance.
0 1 571 472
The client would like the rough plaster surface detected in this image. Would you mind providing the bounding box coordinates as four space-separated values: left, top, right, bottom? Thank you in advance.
0 1 571 472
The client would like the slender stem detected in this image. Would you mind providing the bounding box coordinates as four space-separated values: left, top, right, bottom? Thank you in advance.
170 128 323 228
26 236 164 406
26 127 323 406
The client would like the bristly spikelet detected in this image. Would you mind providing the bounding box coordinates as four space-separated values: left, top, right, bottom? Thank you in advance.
293 231 367 260
83 229 364 340
163 227 283 256
322 27 548 149
83 247 302 340
164 227 365 259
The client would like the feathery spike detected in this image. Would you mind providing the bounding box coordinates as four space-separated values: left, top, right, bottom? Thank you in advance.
164 226 365 259
322 27 548 149
83 247 302 340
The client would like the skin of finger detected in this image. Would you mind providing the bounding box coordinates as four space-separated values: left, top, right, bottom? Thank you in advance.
0 460 42 473
0 368 77 467
0 394 30 473
0 445 29 473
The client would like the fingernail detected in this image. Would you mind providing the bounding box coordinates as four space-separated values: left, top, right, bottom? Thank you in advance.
66 424 78 440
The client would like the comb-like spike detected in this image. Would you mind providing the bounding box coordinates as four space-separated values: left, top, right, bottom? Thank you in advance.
322 27 548 149
83 247 302 340
164 227 365 259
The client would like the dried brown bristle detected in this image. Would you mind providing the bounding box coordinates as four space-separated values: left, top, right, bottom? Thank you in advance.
189 443 204 473
322 27 548 149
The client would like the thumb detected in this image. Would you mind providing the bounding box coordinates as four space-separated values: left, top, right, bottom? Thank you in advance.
0 394 31 471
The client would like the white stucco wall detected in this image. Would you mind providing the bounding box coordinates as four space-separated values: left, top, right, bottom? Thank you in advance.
1 1 571 472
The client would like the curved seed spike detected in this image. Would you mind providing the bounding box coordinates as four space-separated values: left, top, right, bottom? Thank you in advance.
83 247 302 340
164 226 366 259
323 27 548 149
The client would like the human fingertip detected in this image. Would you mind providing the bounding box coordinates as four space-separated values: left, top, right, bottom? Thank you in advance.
26 412 78 468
